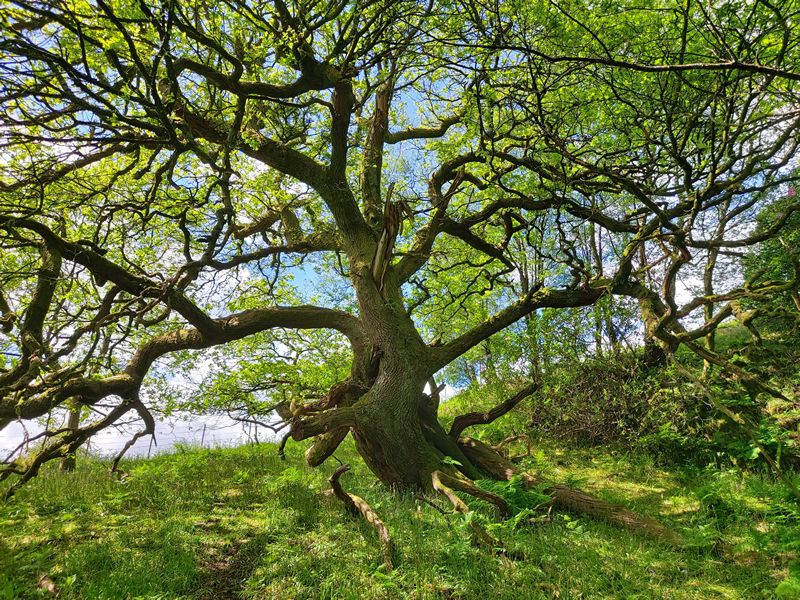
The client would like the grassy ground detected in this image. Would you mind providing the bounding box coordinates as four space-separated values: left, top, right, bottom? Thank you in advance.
2 437 798 599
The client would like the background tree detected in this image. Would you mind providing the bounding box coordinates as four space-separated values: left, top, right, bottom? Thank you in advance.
744 187 800 317
1 0 799 518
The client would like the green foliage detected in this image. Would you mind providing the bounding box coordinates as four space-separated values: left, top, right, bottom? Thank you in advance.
475 476 552 516
481 324 800 471
777 578 800 600
2 440 797 599
745 191 800 284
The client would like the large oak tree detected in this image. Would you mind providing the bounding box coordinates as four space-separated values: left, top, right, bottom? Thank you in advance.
1 0 799 523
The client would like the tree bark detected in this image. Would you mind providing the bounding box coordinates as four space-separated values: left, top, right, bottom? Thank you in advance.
59 404 81 472
640 305 669 368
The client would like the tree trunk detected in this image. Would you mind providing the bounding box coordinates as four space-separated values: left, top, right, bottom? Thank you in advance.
351 386 442 489
348 370 484 488
640 304 668 368
329 262 482 490
59 404 81 472
290 244 679 542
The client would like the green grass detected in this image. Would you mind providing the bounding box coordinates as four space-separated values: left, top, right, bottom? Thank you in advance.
1 438 798 599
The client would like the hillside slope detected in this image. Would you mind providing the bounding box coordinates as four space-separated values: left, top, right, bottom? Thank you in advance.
1 438 798 599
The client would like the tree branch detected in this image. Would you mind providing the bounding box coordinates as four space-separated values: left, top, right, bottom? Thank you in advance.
449 382 540 438
429 284 605 373
384 110 464 144
0 305 364 422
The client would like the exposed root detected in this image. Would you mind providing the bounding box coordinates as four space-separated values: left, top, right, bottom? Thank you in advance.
329 464 395 571
432 470 523 560
305 426 349 467
546 483 684 545
418 404 484 480
434 469 509 517
457 437 685 546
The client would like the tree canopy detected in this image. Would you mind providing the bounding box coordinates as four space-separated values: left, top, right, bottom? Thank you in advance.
1 0 799 500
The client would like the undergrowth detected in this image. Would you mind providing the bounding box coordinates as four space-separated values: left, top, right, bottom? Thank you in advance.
443 325 800 471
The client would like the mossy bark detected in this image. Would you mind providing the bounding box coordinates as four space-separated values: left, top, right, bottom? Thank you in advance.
59 405 81 472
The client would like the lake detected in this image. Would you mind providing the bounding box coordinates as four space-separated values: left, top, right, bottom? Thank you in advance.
0 412 282 460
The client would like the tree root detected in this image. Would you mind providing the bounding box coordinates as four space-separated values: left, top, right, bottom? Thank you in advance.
329 464 395 571
432 470 523 560
433 469 509 517
305 427 349 467
437 381 682 545
457 437 685 546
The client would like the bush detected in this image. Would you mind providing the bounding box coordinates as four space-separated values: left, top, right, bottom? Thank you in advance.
518 333 800 469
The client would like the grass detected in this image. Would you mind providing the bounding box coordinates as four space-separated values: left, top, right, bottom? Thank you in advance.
1 437 798 599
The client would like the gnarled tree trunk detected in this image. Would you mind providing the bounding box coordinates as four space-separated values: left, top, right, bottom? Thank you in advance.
284 288 680 544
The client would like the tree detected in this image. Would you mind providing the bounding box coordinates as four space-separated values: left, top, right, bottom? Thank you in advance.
744 187 800 316
1 0 799 519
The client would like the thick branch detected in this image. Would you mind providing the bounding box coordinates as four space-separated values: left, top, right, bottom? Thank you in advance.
2 399 136 498
430 285 604 373
384 110 463 144
449 382 539 438
175 104 329 196
0 216 217 335
361 80 393 227
172 56 344 99
1 305 364 422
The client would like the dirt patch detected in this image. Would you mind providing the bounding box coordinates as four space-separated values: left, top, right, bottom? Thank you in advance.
196 534 271 600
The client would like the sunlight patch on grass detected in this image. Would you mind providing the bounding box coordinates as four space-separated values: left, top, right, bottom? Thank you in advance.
1 440 796 599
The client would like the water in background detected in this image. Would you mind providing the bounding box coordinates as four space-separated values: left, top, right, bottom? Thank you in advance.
0 411 281 460
1 383 457 460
